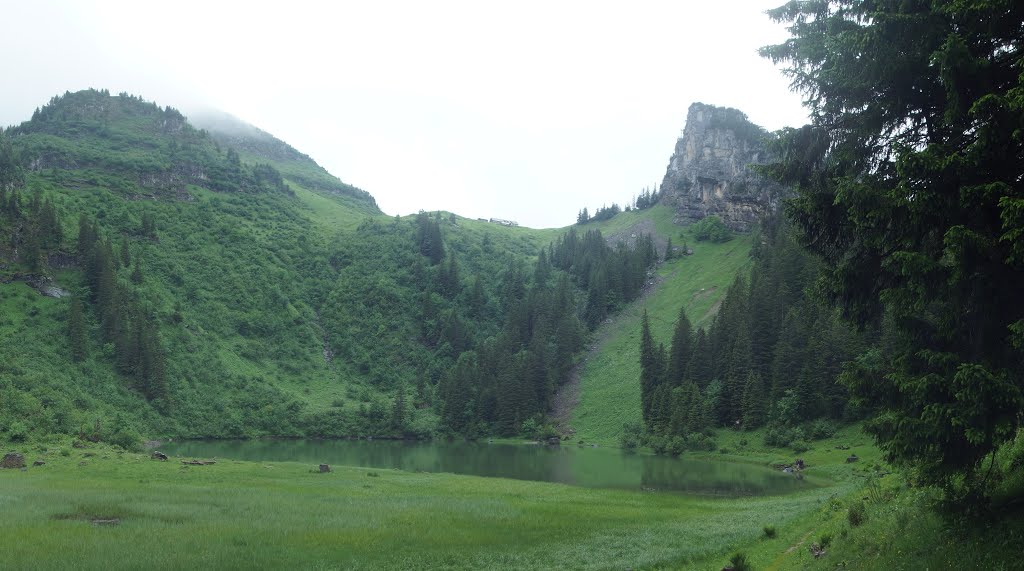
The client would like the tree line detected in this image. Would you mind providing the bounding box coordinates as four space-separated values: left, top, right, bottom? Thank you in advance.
637 216 862 453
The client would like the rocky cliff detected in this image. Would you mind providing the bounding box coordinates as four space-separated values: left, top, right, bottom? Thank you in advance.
660 103 783 231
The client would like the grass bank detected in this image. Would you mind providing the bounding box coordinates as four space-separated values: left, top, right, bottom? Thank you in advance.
4 425 1021 569
1 434 844 571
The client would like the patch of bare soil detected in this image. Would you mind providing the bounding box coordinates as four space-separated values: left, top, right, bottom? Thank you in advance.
604 218 669 255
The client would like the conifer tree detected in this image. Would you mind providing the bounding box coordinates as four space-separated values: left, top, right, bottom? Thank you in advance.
762 0 1024 493
469 275 485 317
68 295 87 362
130 259 144 284
391 388 407 432
741 371 767 429
639 310 665 427
666 305 693 386
120 235 131 268
77 214 95 259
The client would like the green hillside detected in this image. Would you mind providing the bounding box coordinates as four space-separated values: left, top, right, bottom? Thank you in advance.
1 90 575 442
566 205 754 444
1 89 672 444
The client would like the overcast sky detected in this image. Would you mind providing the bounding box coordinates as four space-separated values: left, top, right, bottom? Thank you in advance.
0 0 807 228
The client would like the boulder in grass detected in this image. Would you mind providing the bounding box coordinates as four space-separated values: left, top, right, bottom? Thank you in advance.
1 453 25 469
151 451 168 461
319 464 331 473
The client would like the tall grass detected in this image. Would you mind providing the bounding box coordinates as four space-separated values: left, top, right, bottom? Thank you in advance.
0 440 841 570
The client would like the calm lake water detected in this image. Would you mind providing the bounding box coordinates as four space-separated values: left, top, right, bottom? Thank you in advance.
160 439 808 497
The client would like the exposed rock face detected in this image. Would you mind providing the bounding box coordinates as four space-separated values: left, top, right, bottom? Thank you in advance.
660 103 785 231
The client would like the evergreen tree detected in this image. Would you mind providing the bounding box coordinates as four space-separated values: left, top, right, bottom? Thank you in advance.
95 241 119 342
415 212 444 265
391 388 407 432
639 310 665 427
39 198 60 250
762 0 1024 494
77 214 96 259
68 295 87 362
666 305 693 386
441 351 478 433
687 328 712 389
741 371 767 429
440 254 460 298
130 259 144 284
469 275 485 317
144 212 157 239
577 207 589 224
120 235 131 268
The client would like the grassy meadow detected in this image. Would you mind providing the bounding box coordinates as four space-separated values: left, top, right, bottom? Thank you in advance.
4 421 1019 569
1 434 853 571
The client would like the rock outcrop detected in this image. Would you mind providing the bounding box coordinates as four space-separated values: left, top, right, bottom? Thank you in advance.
1 452 26 469
660 103 785 231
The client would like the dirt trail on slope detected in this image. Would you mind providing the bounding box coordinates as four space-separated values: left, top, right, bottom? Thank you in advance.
549 264 675 437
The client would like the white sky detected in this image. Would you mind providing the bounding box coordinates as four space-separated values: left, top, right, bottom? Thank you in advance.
0 0 807 228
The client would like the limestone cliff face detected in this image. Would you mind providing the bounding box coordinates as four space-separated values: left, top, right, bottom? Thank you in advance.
660 103 783 231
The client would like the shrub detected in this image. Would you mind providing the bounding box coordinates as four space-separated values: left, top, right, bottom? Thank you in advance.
728 552 752 571
763 525 777 539
765 424 807 448
687 432 717 452
692 216 733 243
848 500 867 527
520 418 540 439
533 423 560 442
620 421 642 451
819 533 832 548
106 427 142 452
808 419 837 440
667 436 686 457
648 435 668 455
763 425 792 448
7 420 29 442
791 439 810 454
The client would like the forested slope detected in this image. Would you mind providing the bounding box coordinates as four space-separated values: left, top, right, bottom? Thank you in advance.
0 89 672 444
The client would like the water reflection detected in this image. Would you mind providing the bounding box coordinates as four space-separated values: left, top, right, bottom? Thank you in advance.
160 439 808 496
